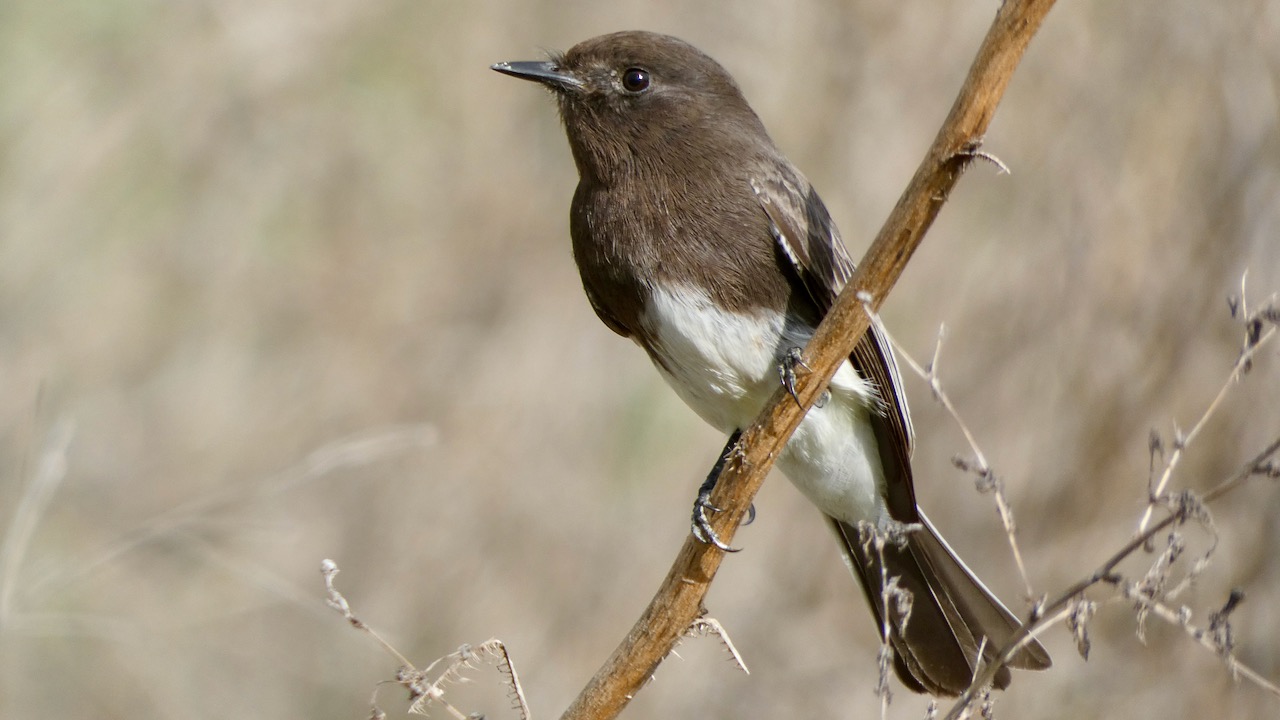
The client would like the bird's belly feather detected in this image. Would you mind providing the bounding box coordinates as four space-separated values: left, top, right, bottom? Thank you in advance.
643 283 889 524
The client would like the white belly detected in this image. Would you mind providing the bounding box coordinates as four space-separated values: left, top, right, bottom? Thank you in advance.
642 284 891 525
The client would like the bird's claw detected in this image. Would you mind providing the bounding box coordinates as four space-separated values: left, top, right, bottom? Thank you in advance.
691 490 739 552
778 347 810 409
690 430 747 552
691 498 755 550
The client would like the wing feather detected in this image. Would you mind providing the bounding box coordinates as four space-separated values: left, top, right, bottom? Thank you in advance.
751 172 918 520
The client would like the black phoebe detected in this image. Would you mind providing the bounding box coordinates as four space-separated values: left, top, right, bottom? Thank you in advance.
493 31 1050 696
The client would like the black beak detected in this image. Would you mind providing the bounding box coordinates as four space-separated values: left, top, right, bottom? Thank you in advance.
491 60 583 91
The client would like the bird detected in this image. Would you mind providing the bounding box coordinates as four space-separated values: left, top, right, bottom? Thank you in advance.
492 30 1050 696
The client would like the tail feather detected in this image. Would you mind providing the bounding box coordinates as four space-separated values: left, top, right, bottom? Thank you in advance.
912 512 1052 672
831 515 1050 696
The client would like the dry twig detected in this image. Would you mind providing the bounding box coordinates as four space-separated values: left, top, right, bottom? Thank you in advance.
878 288 1280 719
941 430 1280 720
677 617 751 676
1137 286 1279 537
880 320 1036 601
322 559 532 719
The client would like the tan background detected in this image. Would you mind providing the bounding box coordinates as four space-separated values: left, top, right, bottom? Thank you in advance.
2 1 1279 718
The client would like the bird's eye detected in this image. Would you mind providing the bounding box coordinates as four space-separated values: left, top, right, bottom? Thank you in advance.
621 67 650 93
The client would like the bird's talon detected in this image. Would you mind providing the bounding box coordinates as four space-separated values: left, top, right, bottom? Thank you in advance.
689 430 746 552
779 347 810 408
692 494 742 551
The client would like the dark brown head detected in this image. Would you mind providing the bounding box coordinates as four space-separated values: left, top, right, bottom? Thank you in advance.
492 31 774 184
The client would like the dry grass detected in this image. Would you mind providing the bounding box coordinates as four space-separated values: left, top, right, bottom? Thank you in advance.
2 1 1279 718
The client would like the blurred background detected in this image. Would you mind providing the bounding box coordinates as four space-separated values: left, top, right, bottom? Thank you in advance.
2 1 1279 718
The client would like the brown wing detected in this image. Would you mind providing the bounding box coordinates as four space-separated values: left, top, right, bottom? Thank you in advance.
755 173 1054 691
751 172 919 521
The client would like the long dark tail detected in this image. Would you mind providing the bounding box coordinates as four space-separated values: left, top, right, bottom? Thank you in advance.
831 513 1051 696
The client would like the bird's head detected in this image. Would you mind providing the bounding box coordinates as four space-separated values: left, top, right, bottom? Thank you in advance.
493 31 770 183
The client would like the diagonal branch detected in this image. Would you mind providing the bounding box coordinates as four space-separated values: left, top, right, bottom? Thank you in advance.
559 2 1059 719
940 434 1280 720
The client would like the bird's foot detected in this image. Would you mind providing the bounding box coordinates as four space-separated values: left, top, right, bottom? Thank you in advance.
778 347 830 409
690 430 748 552
778 347 809 408
691 480 736 552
